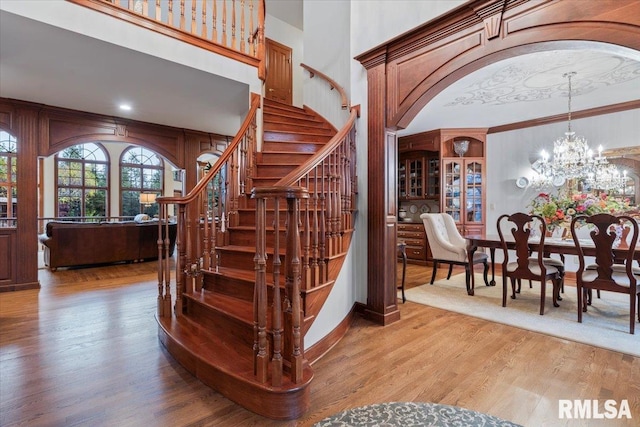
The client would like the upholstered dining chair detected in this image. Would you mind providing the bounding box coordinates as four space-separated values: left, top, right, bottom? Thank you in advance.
420 213 489 293
570 213 640 334
497 212 562 315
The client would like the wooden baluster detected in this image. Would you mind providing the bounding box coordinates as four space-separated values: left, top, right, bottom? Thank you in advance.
142 0 148 16
257 0 265 79
201 0 207 38
128 0 134 10
212 0 218 43
326 157 334 257
175 203 186 316
179 0 185 30
333 150 340 251
167 0 173 26
311 166 320 287
238 137 247 194
155 0 161 22
286 193 304 383
190 0 197 34
163 205 172 315
253 195 268 383
271 197 283 386
203 207 210 270
185 204 193 292
222 0 227 46
240 0 245 53
157 203 165 317
248 0 254 56
302 174 311 289
319 160 327 282
231 0 237 50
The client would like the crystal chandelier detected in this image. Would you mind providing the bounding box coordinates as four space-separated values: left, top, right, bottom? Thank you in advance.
531 71 615 187
587 163 627 191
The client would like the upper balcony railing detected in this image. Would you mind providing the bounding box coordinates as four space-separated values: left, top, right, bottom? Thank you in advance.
68 0 266 78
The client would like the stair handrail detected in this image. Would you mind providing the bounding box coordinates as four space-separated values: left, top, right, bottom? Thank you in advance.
156 92 260 318
299 63 349 110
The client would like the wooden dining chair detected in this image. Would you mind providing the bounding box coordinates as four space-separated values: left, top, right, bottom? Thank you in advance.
570 213 640 334
497 212 562 315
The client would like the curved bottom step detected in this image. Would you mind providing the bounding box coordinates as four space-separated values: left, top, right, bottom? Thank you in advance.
156 315 314 420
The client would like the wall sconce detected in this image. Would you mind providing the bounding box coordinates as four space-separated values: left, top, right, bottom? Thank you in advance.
139 192 157 207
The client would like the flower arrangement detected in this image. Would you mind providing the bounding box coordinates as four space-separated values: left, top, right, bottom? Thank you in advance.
528 192 632 232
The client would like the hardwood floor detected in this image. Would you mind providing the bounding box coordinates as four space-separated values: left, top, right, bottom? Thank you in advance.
1 260 638 426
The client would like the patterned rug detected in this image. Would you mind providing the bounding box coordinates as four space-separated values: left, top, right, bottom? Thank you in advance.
313 402 521 426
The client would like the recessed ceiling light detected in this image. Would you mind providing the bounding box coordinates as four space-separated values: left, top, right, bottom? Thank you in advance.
119 104 132 111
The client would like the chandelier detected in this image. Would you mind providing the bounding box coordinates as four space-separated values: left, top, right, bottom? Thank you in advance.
587 163 628 191
531 71 619 188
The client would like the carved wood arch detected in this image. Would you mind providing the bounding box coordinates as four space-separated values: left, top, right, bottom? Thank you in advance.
355 0 640 325
385 1 640 129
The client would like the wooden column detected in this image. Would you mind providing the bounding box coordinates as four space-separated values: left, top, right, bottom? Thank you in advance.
361 51 400 325
14 105 40 290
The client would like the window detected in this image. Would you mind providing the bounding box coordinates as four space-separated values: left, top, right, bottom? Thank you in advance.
0 130 18 226
56 143 109 218
120 146 164 216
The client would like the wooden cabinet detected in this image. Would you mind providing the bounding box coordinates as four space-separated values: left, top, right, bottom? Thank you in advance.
438 129 487 235
398 151 438 200
397 222 431 264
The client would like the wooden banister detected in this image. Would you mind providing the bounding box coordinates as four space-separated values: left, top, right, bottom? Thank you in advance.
300 63 349 110
68 0 265 72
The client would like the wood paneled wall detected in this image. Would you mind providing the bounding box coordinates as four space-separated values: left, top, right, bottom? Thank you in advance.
0 98 230 292
355 0 640 324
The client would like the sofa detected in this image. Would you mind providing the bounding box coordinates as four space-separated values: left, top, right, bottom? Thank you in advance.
39 220 177 270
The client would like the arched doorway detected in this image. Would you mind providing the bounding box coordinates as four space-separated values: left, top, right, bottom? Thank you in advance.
356 0 640 324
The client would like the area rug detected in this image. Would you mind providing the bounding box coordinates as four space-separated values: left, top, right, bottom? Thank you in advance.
403 273 640 357
313 402 521 426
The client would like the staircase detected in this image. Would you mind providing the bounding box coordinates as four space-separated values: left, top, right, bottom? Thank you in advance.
155 95 357 420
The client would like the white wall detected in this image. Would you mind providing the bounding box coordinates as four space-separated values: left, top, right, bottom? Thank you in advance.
305 0 464 345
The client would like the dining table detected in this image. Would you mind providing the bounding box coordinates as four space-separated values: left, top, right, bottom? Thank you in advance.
463 233 640 296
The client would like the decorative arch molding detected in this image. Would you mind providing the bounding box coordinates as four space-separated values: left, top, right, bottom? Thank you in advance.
354 0 640 325
381 0 640 129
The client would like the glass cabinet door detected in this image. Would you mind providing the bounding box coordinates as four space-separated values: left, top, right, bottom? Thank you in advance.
426 157 439 197
465 160 483 224
443 160 461 222
398 163 406 198
408 158 423 198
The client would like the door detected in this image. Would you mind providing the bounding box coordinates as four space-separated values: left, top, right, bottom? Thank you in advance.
265 38 292 104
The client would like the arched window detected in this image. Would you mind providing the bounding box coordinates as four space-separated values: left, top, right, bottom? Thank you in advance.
120 146 164 216
56 143 109 218
0 130 18 226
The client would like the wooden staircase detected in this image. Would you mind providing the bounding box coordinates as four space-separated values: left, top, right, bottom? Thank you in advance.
156 97 354 420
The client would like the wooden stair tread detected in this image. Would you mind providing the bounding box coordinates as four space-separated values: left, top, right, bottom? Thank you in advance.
157 315 314 412
157 314 253 369
184 290 255 325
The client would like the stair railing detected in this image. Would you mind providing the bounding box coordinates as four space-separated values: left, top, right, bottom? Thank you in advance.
156 93 260 318
69 0 266 78
252 64 359 385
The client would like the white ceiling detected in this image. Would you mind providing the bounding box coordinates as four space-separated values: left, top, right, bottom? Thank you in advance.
0 10 249 136
398 46 640 136
1 6 639 139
